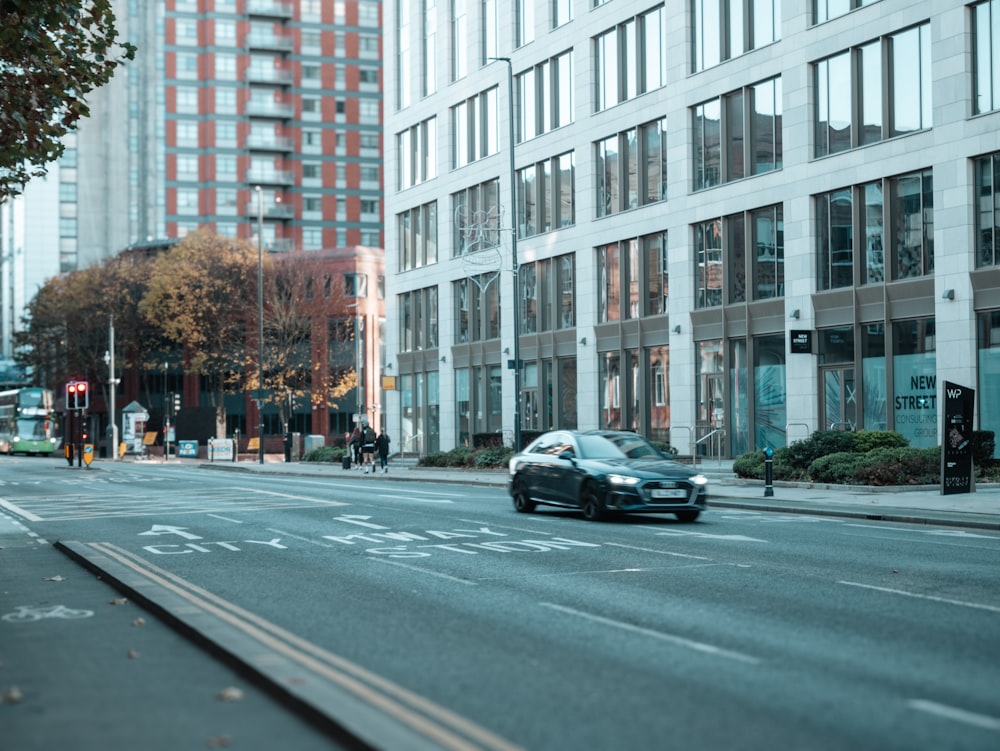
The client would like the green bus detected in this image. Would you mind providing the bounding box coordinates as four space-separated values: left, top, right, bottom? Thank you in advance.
0 388 58 456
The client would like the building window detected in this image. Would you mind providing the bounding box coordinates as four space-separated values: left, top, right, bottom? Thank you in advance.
398 201 439 271
814 23 931 157
974 0 1000 114
516 50 573 142
481 0 497 64
176 86 199 114
359 0 379 24
397 117 436 189
814 0 878 25
177 155 199 180
890 168 933 280
177 188 199 215
422 0 436 96
594 6 665 112
692 0 781 73
596 118 667 217
975 152 1000 268
553 0 572 27
978 312 1000 459
516 151 574 238
453 275 500 343
399 286 439 352
695 205 784 308
892 318 936 448
516 0 534 47
693 76 781 190
345 273 368 298
598 232 668 322
451 87 498 168
814 169 931 288
215 88 237 115
452 0 468 81
452 178 500 257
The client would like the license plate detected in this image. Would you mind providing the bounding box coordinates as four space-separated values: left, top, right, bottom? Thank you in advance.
651 488 688 499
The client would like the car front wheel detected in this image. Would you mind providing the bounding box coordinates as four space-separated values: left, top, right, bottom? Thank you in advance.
580 482 606 521
511 479 537 513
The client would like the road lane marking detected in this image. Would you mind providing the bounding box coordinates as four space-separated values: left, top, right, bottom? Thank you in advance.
908 699 1000 730
656 530 768 542
540 603 761 664
207 514 244 523
604 542 712 560
369 558 478 585
838 581 1000 613
232 487 348 505
75 542 522 751
266 528 336 548
0 497 43 522
380 494 454 503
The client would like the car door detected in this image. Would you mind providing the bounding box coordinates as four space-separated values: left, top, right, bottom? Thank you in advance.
517 432 561 502
542 432 583 506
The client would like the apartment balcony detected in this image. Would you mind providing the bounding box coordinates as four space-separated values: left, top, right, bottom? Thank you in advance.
245 202 294 219
266 238 295 253
246 99 294 119
247 0 293 18
246 134 294 152
246 168 294 185
246 66 293 85
246 31 294 52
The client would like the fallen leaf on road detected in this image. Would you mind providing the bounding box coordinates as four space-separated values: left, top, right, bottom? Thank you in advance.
132 618 146 627
44 576 66 582
217 687 244 702
109 598 129 606
4 686 23 703
127 649 139 660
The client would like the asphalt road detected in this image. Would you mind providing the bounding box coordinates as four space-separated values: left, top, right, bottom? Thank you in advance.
3 457 999 751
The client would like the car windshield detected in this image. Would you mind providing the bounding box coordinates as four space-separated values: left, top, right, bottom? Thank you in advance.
577 434 662 460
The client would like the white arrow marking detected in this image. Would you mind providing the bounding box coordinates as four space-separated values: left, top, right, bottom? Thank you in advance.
335 515 390 530
138 525 203 540
926 530 996 539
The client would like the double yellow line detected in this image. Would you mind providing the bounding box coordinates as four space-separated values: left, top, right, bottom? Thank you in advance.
60 541 523 751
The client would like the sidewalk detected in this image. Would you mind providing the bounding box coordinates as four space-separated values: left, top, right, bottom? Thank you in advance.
196 455 1000 532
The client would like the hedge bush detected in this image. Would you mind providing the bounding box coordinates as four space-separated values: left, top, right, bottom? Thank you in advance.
807 451 864 484
302 446 344 462
851 446 940 486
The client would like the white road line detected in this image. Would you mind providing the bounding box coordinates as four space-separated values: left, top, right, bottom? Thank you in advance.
379 494 454 503
604 542 712 560
839 581 1000 613
540 603 761 664
207 514 244 523
0 497 43 522
266 528 335 548
232 487 348 505
908 699 1000 731
369 557 478 585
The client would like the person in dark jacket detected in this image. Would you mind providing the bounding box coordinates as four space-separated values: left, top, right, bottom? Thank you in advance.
350 427 362 467
376 428 391 473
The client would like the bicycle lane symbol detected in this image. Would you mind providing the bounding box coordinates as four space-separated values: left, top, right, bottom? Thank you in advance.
2 605 95 622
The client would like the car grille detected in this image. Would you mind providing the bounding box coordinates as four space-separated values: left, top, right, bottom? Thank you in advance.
640 480 694 504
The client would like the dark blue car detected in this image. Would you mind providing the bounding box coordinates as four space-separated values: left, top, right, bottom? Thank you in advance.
508 430 708 522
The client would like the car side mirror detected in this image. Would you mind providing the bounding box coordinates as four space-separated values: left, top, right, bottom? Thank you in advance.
558 451 575 462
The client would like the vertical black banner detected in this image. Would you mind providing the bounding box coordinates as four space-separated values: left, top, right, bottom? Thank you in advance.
941 381 975 495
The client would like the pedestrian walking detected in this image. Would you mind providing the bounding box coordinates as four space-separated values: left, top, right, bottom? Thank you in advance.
362 424 377 474
376 428 391 473
350 427 362 467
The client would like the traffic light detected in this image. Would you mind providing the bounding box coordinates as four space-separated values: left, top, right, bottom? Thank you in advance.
173 392 181 414
66 380 89 410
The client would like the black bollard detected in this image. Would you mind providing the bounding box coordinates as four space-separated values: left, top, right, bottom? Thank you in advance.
763 446 774 497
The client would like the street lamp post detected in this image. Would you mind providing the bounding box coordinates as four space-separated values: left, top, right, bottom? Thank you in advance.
491 56 521 452
255 185 265 465
104 316 119 460
347 303 364 427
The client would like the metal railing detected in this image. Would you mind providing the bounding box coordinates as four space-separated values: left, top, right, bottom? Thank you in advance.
695 428 726 469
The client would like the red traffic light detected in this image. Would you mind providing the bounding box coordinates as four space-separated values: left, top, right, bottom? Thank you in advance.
77 382 87 393
68 383 77 394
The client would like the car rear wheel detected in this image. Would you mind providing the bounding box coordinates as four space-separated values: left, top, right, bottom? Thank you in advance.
511 480 537 513
674 510 700 522
580 483 605 521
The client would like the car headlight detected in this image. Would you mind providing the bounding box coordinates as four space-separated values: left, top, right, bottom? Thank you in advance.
608 473 640 486
689 474 708 486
